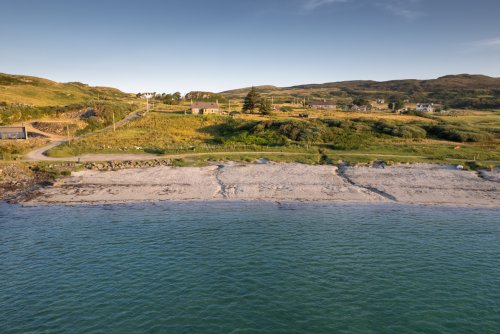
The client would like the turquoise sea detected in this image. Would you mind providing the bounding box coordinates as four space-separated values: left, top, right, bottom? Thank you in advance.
1 202 499 333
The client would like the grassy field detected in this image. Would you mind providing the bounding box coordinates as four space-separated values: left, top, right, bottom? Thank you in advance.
0 139 49 160
0 73 133 106
46 108 500 167
2 73 498 167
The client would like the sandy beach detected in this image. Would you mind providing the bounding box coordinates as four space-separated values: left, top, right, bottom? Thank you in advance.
23 163 499 207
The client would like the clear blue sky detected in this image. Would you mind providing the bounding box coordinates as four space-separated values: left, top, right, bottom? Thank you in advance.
1 0 499 93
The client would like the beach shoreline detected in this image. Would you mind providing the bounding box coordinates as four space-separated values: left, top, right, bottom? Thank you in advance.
14 162 499 208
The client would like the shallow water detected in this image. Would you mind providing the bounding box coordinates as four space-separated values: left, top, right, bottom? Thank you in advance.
1 202 499 333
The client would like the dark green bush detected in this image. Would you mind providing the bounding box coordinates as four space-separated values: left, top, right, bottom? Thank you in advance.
373 121 427 139
425 124 493 142
330 131 369 150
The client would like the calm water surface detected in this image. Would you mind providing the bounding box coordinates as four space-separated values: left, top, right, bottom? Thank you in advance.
1 202 499 333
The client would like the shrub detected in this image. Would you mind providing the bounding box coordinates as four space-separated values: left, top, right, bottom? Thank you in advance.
373 121 427 139
425 124 493 142
330 131 369 150
393 125 427 139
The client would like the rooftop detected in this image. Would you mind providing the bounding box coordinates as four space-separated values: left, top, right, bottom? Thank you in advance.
0 126 26 133
191 102 219 109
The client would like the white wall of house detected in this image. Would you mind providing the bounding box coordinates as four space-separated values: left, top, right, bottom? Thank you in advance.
416 103 434 112
191 108 219 115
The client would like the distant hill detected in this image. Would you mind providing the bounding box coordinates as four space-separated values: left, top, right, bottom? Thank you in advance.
0 73 133 106
184 91 227 102
221 75 500 109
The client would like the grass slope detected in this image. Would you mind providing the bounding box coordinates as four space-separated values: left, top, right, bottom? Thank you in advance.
0 73 133 106
47 110 500 167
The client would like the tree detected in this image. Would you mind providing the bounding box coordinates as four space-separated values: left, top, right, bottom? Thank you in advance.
163 94 175 105
352 97 369 106
388 97 405 111
163 92 182 105
242 87 261 113
259 98 273 115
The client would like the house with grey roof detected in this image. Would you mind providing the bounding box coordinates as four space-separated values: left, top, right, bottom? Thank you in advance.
191 102 220 115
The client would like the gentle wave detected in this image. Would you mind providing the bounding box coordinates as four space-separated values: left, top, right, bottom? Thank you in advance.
1 202 499 333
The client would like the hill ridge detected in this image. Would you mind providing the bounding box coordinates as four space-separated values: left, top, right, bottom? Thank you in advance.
0 72 132 106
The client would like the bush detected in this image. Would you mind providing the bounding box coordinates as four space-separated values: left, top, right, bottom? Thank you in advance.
424 123 493 142
393 125 427 139
373 121 427 139
330 131 369 150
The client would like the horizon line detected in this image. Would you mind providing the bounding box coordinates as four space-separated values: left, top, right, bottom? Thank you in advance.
1 71 499 95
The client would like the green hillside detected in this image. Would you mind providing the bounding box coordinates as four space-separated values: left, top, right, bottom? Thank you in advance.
0 73 133 106
221 75 500 110
0 73 138 128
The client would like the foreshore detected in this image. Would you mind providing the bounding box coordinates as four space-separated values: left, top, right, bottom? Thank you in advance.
18 163 500 208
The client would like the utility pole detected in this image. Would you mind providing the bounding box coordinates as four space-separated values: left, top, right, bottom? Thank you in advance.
141 93 155 113
228 99 231 113
112 112 116 131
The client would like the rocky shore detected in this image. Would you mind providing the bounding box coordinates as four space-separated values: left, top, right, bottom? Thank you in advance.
15 162 500 208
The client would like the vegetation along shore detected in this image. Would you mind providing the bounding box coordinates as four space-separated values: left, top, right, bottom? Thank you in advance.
1 72 499 206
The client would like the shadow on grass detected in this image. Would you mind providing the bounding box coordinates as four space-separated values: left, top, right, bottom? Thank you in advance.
144 148 166 155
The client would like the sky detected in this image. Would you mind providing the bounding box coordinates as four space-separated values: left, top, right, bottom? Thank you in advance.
0 0 499 94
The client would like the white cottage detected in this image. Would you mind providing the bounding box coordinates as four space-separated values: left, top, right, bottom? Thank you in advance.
416 103 434 112
191 102 220 115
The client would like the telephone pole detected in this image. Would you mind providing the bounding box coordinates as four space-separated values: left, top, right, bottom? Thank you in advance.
141 93 155 113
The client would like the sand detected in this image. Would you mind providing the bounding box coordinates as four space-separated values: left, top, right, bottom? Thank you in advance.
343 164 500 207
26 163 500 208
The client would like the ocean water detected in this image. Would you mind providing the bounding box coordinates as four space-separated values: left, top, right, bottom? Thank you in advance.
1 202 499 334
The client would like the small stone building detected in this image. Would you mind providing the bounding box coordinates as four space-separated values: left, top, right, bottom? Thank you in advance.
191 102 220 115
308 100 337 110
0 126 28 140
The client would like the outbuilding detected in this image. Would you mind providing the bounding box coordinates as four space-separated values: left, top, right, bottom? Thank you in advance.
0 126 28 140
308 100 337 110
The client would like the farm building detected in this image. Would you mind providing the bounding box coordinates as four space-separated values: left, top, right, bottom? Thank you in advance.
308 100 337 110
191 102 220 115
416 103 434 112
0 126 28 140
343 105 372 112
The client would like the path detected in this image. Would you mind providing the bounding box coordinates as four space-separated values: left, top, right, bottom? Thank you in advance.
24 150 308 162
25 147 500 164
24 109 144 161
